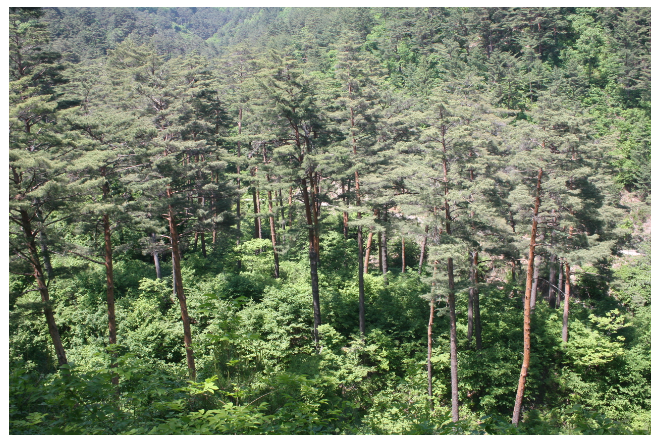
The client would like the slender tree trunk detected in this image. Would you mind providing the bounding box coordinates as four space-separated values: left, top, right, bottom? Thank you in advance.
468 252 475 345
427 291 436 410
530 255 541 310
103 213 119 385
301 179 321 347
473 251 482 350
267 188 280 279
548 254 557 308
20 209 67 367
440 131 459 422
377 232 382 272
102 218 115 343
381 209 388 285
364 231 373 275
288 186 293 230
556 261 563 309
310 172 321 263
278 188 285 231
418 225 429 275
562 263 571 343
342 181 349 239
36 210 54 281
152 233 162 279
236 108 243 271
167 191 196 381
401 237 406 273
512 168 543 426
358 225 365 337
200 233 206 258
447 256 458 422
252 186 262 240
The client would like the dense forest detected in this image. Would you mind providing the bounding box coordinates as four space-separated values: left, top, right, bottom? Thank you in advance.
9 7 651 434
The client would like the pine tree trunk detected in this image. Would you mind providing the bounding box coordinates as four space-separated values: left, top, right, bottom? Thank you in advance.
200 233 206 258
562 262 571 343
34 209 54 280
530 255 541 310
401 237 406 273
311 172 321 263
473 251 482 350
512 168 543 426
288 186 294 230
20 209 68 367
427 289 436 411
236 108 243 271
364 231 373 275
301 180 321 347
342 181 349 239
358 225 365 338
167 194 196 381
252 187 262 239
468 252 475 345
441 133 459 422
377 231 382 272
278 188 285 231
418 225 428 275
103 214 119 385
381 209 388 285
152 233 162 279
556 261 563 309
447 256 459 422
548 254 557 308
267 188 280 279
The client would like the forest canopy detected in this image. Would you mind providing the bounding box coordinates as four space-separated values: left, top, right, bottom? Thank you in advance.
9 6 650 434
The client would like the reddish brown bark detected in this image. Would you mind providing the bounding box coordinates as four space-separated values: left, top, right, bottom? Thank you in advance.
364 231 373 275
512 168 543 426
20 209 67 367
167 188 196 381
301 179 321 347
267 188 280 279
562 262 571 342
427 290 436 411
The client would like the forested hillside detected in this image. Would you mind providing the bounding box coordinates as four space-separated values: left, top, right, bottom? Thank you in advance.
9 7 650 434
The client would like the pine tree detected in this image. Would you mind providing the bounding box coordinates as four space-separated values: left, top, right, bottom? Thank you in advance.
256 51 335 347
331 33 386 335
9 7 71 369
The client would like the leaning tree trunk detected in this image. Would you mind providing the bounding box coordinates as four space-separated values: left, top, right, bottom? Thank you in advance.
512 168 543 426
167 192 196 381
35 210 54 280
20 209 68 367
267 187 280 279
301 179 321 347
562 262 571 342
